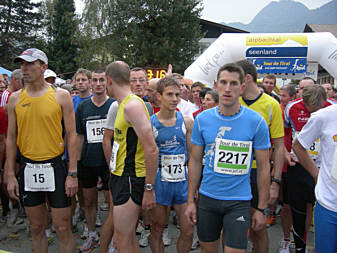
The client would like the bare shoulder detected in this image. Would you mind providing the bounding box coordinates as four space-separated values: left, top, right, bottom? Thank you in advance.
55 87 72 105
182 114 194 128
124 98 148 124
7 89 22 108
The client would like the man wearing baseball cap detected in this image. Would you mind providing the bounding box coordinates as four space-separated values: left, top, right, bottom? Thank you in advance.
5 48 78 253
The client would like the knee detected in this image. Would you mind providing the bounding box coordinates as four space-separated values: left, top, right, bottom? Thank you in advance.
30 223 45 235
54 224 71 235
151 222 165 236
180 224 194 239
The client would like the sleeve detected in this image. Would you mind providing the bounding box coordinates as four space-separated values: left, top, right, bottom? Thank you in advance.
75 103 84 134
296 113 321 150
105 102 118 130
0 108 7 134
269 100 284 139
253 117 271 150
284 103 291 128
191 116 204 146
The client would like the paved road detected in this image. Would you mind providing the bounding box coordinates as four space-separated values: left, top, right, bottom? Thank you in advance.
0 193 314 253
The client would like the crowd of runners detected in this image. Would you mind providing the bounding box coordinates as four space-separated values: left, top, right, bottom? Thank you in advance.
0 48 336 253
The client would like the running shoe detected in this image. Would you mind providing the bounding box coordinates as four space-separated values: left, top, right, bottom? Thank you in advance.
96 211 103 227
279 239 291 253
107 237 118 253
136 222 144 235
138 229 150 247
191 235 200 250
162 227 171 246
81 224 89 240
79 233 99 253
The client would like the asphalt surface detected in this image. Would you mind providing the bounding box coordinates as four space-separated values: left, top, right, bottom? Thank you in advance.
0 192 314 253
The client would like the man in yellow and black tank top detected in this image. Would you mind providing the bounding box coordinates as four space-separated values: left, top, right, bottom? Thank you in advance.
105 61 158 252
5 48 78 253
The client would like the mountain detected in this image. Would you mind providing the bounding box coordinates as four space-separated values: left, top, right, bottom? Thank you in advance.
225 0 337 33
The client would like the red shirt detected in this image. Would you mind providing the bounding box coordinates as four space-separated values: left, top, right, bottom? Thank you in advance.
0 107 8 135
0 89 12 107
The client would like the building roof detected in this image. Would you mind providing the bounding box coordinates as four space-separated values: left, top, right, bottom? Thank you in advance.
200 19 248 38
304 24 337 38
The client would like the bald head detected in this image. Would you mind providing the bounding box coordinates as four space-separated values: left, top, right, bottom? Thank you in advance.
298 78 315 98
105 61 130 86
146 78 160 104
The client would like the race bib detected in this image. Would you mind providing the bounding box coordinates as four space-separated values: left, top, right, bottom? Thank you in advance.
331 148 337 182
109 141 120 173
24 163 55 192
86 119 107 143
161 154 186 182
294 131 320 161
213 139 252 175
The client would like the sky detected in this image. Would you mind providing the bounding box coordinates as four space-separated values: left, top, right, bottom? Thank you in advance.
74 0 333 24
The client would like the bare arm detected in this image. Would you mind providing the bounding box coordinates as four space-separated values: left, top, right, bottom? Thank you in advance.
55 88 78 197
103 128 114 165
255 148 270 210
184 144 203 225
5 92 20 200
293 138 318 182
269 137 284 204
183 116 194 160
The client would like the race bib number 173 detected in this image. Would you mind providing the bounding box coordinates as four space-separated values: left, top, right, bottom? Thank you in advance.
213 139 252 175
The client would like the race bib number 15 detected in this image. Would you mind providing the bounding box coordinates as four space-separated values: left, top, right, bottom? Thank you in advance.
213 139 252 175
24 163 55 192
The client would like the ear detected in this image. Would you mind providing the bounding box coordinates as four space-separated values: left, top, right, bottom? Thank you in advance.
240 83 246 95
156 92 161 102
214 81 218 91
245 74 252 84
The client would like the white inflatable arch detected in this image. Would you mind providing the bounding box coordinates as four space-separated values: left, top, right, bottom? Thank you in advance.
184 32 337 86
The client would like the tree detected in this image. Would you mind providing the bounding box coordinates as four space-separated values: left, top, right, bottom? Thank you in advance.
81 0 204 73
49 0 78 78
0 0 42 69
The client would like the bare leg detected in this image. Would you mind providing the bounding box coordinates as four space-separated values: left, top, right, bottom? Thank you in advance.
25 204 48 253
113 198 141 253
51 206 75 253
82 187 97 231
150 204 168 253
100 192 114 253
174 203 194 253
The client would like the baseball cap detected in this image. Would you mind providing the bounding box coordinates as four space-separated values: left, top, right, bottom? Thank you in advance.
44 69 57 79
14 48 48 64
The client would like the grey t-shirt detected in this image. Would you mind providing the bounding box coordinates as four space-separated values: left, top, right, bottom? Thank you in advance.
105 100 153 130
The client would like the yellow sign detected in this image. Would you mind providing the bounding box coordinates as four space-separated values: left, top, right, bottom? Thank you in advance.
246 35 308 46
146 69 166 80
333 134 337 142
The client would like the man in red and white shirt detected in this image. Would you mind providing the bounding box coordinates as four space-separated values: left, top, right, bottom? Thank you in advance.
284 83 336 253
0 69 23 107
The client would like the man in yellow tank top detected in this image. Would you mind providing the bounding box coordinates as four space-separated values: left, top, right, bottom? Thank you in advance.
5 48 78 253
105 61 158 253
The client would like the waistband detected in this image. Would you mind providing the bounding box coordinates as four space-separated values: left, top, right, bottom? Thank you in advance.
20 154 64 165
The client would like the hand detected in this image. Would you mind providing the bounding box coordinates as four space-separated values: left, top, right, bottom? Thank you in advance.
251 210 266 231
7 175 20 201
268 182 279 205
184 202 197 225
165 64 173 76
142 190 156 210
65 176 78 197
285 151 297 166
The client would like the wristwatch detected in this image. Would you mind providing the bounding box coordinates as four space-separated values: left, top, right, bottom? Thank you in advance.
67 171 78 178
144 184 155 191
256 207 269 215
271 177 281 186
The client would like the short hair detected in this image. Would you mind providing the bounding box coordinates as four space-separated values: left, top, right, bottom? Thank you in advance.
11 69 22 80
191 81 204 90
302 84 327 110
172 73 183 81
263 75 276 85
92 69 105 74
130 67 147 77
206 89 219 103
105 61 130 85
280 84 296 97
235 60 257 83
74 68 91 80
217 63 245 84
199 87 212 99
156 77 180 95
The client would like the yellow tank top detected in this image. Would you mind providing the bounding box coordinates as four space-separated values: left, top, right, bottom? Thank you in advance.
113 94 149 177
15 86 64 161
